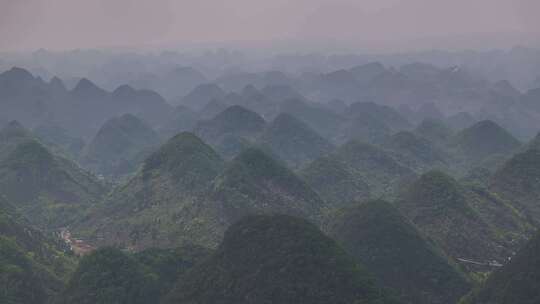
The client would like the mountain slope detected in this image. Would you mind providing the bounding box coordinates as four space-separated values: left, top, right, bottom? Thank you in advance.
55 247 159 304
163 215 395 304
159 105 200 139
329 200 471 304
33 122 85 159
489 147 540 223
277 98 343 139
81 114 160 178
397 171 510 268
0 196 75 304
76 138 325 250
258 113 335 168
179 83 225 110
0 68 53 128
0 120 34 158
194 105 266 158
332 141 416 197
452 120 521 161
300 156 370 208
414 118 453 145
336 114 391 145
75 132 226 249
460 232 540 304
347 102 412 131
211 148 326 223
382 131 448 172
109 85 173 127
56 244 212 304
0 122 107 229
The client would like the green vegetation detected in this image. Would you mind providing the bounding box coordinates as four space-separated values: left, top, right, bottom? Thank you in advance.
414 118 453 145
33 123 85 160
142 132 225 191
0 120 35 159
194 105 266 158
75 132 226 249
382 131 448 172
460 232 540 304
397 171 511 267
347 102 412 131
490 148 540 223
329 200 471 304
55 247 159 304
135 244 212 296
0 123 107 229
331 140 416 198
300 156 370 208
212 147 326 223
81 113 161 178
5 59 540 304
0 236 61 304
76 138 326 250
163 215 396 304
452 120 521 161
0 196 75 304
336 114 390 145
258 112 335 168
278 98 344 139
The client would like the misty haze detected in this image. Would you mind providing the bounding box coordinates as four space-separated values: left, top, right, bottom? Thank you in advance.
1 1 540 304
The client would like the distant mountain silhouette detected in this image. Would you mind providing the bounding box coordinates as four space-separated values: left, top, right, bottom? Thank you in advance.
452 120 521 161
382 131 448 172
129 66 207 101
178 83 225 110
194 105 266 158
258 113 335 168
81 114 161 178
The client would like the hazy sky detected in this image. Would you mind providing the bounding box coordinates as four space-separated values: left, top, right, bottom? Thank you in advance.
1 0 539 51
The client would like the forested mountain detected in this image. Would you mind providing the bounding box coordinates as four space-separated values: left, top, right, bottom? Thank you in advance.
33 122 85 159
396 171 529 270
0 196 75 304
56 248 158 304
81 114 161 178
74 132 226 249
414 119 454 145
381 131 448 172
258 113 334 168
210 148 326 223
163 215 396 304
329 200 471 304
329 140 417 197
178 83 225 110
194 105 266 158
2 48 540 304
0 67 173 139
460 232 540 304
452 120 521 162
74 133 324 250
300 156 370 208
489 147 540 223
0 121 107 229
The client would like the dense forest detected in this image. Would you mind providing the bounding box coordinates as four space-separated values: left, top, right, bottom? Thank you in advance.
1 46 540 304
